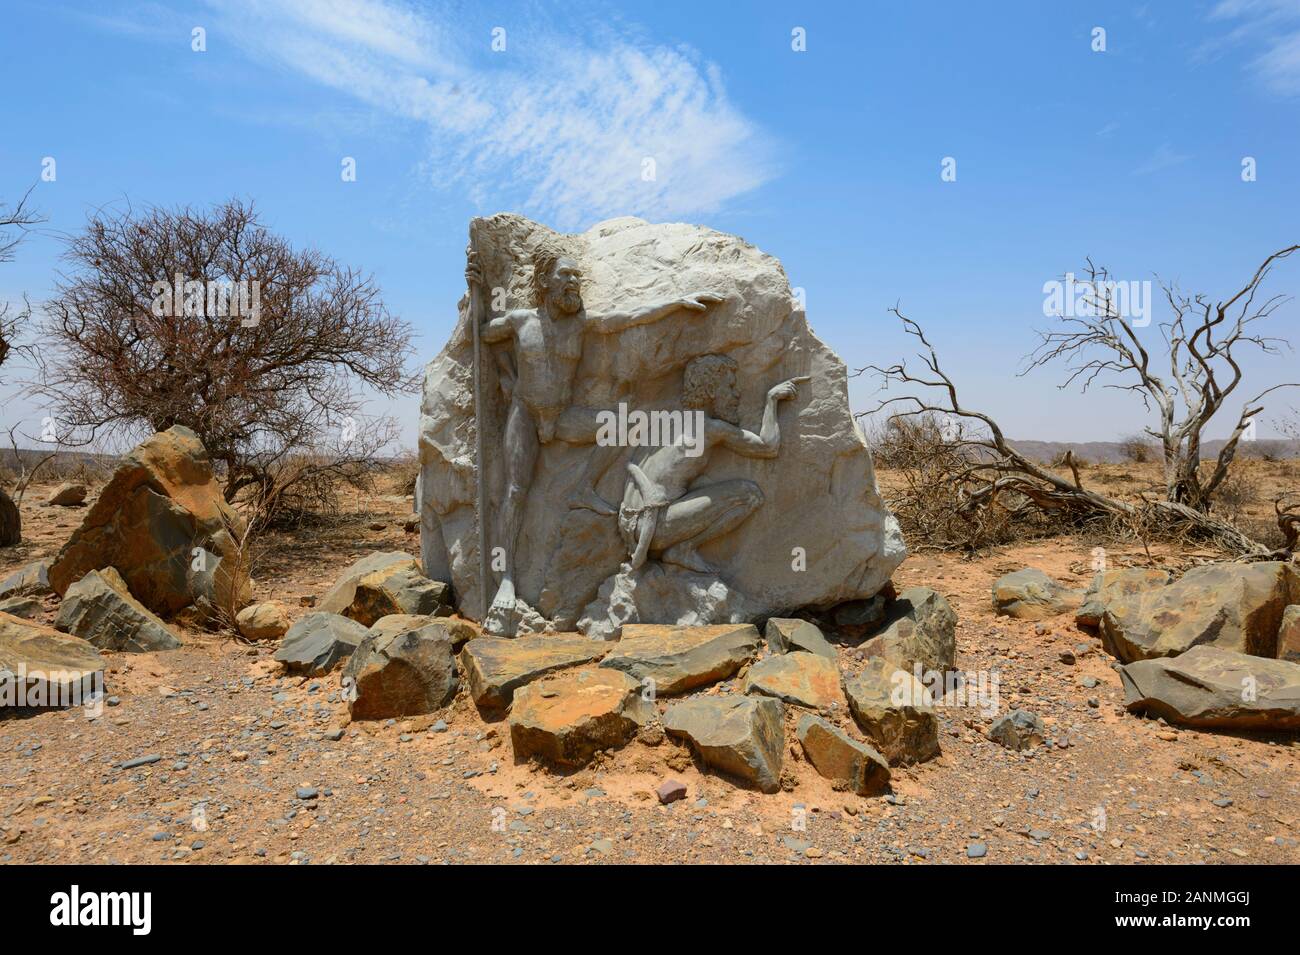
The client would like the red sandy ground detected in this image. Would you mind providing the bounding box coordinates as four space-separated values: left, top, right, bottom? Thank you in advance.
0 478 1296 865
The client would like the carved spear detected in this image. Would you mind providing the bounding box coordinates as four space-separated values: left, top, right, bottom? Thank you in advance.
468 219 490 620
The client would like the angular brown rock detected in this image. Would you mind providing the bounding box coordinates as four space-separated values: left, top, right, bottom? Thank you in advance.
743 651 845 710
48 427 250 617
600 623 761 695
460 633 607 710
843 658 940 766
318 551 451 626
795 714 890 795
663 695 784 793
508 667 652 768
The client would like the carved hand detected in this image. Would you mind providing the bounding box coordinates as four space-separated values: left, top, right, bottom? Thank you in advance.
465 249 483 288
768 376 808 402
677 291 724 313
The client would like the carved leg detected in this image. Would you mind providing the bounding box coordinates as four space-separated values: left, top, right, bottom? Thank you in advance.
556 406 620 516
653 479 763 573
490 398 539 611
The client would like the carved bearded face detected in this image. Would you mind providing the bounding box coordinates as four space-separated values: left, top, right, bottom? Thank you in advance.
712 366 741 425
544 257 584 315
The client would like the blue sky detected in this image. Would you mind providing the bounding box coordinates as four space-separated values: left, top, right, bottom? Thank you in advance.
2 0 1299 447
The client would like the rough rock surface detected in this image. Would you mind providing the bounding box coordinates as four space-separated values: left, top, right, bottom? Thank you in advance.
743 652 845 710
371 613 477 649
508 667 652 768
988 709 1046 751
599 623 761 695
0 596 43 620
460 634 607 710
45 483 87 507
1279 605 1300 664
343 621 458 719
1075 567 1172 629
859 586 956 673
764 617 837 661
273 612 369 676
48 427 251 617
663 695 784 793
1100 561 1298 663
991 568 1081 620
0 561 51 600
54 567 182 653
235 602 290 641
0 612 104 708
843 658 940 766
418 214 906 633
1120 645 1300 729
318 551 451 626
795 714 890 795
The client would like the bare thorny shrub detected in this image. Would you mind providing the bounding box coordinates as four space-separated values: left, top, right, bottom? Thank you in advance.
858 246 1300 559
31 198 418 526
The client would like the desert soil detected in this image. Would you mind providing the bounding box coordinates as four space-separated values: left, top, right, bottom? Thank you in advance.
1 468 1297 865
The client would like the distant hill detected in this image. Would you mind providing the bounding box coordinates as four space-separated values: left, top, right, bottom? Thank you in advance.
1005 438 1300 465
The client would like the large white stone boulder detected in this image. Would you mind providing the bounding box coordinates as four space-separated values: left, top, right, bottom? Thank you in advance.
419 213 905 634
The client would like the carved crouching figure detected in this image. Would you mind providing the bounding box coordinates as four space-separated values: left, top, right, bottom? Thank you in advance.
606 355 805 575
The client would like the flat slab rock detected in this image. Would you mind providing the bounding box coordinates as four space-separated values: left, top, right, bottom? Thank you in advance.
273 612 369 676
344 620 459 720
1075 568 1172 629
663 695 784 793
743 651 845 711
54 567 181 653
843 658 940 766
991 568 1082 620
796 714 890 795
600 623 761 695
460 634 607 710
0 561 52 600
508 667 652 768
0 612 104 708
1101 561 1299 663
318 551 451 626
1120 645 1300 729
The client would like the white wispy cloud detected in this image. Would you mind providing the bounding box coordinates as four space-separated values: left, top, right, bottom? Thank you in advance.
1132 142 1189 176
203 0 776 228
1206 0 1300 95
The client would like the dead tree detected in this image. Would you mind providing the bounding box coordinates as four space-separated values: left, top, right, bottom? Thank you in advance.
0 187 44 546
1024 250 1299 513
861 283 1294 558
